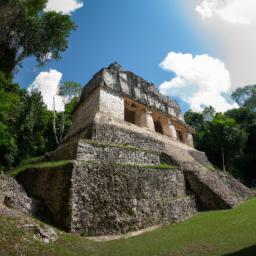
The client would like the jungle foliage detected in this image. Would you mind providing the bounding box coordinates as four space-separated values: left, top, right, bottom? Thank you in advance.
0 0 79 170
185 87 256 186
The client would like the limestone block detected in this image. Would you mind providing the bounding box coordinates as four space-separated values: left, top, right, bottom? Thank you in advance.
76 140 160 165
67 87 100 137
134 87 141 99
120 80 130 94
146 111 155 131
103 70 115 89
99 89 124 120
93 123 165 150
135 109 147 127
184 133 194 147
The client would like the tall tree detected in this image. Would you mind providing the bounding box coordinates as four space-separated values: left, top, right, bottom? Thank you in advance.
53 81 82 144
232 84 256 109
0 0 76 76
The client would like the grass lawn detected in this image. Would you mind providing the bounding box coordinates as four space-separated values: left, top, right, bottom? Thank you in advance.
1 198 256 256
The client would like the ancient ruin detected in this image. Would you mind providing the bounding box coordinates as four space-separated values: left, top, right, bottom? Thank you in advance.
17 63 254 236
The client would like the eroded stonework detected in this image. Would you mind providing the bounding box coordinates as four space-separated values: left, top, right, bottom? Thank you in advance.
16 63 254 236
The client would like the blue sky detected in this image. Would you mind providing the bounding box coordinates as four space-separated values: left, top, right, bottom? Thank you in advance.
17 1 204 84
17 0 256 113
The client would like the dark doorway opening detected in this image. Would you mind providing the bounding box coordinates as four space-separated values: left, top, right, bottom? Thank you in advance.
177 130 183 142
154 121 163 134
124 108 135 124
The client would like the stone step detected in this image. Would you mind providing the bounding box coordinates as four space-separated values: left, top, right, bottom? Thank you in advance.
76 140 161 166
183 162 254 210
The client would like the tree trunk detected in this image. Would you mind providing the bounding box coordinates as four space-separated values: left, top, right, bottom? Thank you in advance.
221 144 226 172
53 97 59 145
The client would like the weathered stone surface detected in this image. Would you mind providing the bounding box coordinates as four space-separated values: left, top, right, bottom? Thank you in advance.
15 162 197 236
76 140 160 165
0 173 37 215
16 163 74 231
92 122 164 151
184 164 254 210
79 63 183 122
70 162 195 235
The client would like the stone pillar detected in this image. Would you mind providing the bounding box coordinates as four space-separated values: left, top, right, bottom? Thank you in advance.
135 109 147 127
145 111 155 131
169 123 177 140
99 89 124 120
184 133 194 147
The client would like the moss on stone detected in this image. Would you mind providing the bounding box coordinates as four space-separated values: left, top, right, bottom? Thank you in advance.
81 139 161 155
10 160 73 177
81 160 176 170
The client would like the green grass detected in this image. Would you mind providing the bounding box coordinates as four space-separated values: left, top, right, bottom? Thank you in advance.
18 156 47 167
10 160 73 177
2 198 256 255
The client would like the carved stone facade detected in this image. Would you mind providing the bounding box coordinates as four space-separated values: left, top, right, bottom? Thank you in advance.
66 62 194 147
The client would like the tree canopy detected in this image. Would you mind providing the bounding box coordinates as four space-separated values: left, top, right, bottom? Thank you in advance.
185 106 256 186
232 84 256 110
0 0 79 169
0 0 76 76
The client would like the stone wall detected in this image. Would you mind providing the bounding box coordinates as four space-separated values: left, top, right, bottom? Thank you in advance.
79 63 183 122
67 87 100 138
93 122 165 151
99 89 124 120
16 163 74 231
14 161 197 236
183 162 254 210
76 140 160 165
70 162 196 236
0 173 36 215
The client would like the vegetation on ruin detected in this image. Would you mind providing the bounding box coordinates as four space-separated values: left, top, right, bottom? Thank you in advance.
10 160 73 177
83 140 162 155
9 159 176 177
1 197 256 256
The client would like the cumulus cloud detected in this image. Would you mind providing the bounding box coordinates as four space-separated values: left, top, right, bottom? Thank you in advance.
196 0 256 25
190 0 256 87
27 69 65 112
159 52 238 112
45 0 83 14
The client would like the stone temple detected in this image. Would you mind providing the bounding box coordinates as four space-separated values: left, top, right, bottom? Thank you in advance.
17 63 254 236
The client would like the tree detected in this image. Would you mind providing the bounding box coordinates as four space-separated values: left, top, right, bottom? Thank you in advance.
59 81 82 103
231 84 256 109
203 106 216 121
185 109 248 179
53 81 81 144
0 88 19 167
0 0 76 76
0 78 22 167
225 107 256 185
209 114 247 172
14 91 53 163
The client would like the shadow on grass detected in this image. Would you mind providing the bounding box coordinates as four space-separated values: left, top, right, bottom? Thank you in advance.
224 245 256 256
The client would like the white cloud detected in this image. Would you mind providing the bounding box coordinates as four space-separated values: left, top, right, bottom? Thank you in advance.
190 0 256 87
40 52 53 63
196 0 256 25
45 0 83 15
27 69 65 112
159 52 238 112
